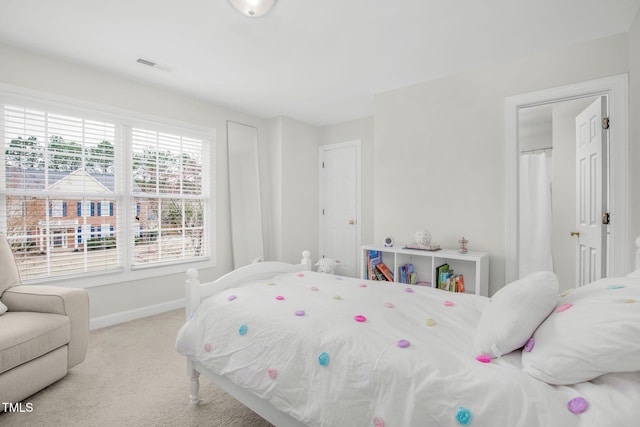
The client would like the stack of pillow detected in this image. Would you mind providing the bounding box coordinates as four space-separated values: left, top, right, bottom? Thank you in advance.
474 270 640 385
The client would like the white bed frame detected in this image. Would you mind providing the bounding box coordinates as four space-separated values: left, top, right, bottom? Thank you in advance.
184 250 312 427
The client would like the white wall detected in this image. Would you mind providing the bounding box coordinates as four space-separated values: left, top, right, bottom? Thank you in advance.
374 33 630 295
0 42 269 325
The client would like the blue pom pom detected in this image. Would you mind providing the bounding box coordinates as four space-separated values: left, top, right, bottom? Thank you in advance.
318 352 330 366
455 407 472 425
239 324 248 336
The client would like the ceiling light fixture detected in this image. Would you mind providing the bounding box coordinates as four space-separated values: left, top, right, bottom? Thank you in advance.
229 0 276 17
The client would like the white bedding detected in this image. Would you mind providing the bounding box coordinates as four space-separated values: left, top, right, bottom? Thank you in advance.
176 271 640 427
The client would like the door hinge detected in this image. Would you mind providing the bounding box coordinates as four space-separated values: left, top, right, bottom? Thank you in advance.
602 117 610 130
322 209 325 215
602 212 610 225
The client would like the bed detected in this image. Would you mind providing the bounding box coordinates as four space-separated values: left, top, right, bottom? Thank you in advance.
176 250 640 426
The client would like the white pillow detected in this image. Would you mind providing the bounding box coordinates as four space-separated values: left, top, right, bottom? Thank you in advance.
474 271 558 358
522 276 640 385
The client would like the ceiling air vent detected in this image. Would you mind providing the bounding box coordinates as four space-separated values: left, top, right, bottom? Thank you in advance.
136 58 171 72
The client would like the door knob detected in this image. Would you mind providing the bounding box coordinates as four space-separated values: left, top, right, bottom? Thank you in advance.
348 219 355 225
570 231 580 237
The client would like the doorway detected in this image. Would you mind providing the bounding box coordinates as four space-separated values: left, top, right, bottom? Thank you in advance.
518 96 603 287
505 74 629 288
319 141 361 277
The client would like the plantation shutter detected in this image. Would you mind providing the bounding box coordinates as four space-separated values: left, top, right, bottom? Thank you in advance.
1 104 120 280
131 127 209 266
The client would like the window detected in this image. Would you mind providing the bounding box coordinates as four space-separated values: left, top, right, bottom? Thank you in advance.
131 128 206 265
1 98 212 283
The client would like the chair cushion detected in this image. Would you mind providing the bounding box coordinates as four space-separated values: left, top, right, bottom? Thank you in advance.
0 233 21 296
0 312 70 374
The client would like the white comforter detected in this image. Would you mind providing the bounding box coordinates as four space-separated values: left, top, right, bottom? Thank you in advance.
176 271 640 427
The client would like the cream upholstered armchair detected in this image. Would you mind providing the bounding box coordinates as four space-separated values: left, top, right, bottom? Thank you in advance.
0 233 89 403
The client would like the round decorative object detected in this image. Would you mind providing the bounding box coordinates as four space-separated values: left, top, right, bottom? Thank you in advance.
567 397 589 414
384 236 394 247
415 230 432 247
397 339 411 348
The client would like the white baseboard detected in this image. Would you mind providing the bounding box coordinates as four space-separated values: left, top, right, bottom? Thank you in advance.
90 299 185 330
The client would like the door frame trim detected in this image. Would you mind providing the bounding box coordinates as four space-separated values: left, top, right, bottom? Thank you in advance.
505 74 629 283
318 140 362 276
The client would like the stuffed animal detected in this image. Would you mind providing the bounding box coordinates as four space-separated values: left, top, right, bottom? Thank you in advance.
315 257 336 274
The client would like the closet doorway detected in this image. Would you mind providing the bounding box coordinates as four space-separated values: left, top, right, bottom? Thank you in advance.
319 141 361 277
505 74 629 288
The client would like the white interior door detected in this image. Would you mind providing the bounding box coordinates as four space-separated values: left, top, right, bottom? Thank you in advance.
319 141 360 277
575 97 608 286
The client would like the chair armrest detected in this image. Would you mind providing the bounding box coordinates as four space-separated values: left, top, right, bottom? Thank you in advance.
2 286 89 368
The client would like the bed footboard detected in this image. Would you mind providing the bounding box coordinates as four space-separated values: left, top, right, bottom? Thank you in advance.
183 250 312 420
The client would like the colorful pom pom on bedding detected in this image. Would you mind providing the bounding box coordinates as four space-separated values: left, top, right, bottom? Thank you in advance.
444 300 454 307
556 303 573 313
203 343 211 352
524 337 535 352
311 286 319 291
405 287 414 293
318 352 330 366
425 318 437 326
227 295 237 301
360 283 368 288
476 355 491 363
354 315 367 322
333 295 342 300
296 273 305 277
268 368 278 379
384 302 394 308
295 310 306 316
567 397 589 414
607 284 624 290
276 296 285 301
397 339 410 348
455 407 473 425
373 416 385 427
239 324 248 335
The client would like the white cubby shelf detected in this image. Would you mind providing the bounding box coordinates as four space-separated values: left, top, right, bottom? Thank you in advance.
361 245 490 297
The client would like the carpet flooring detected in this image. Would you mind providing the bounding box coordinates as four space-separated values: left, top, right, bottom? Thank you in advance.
0 309 274 427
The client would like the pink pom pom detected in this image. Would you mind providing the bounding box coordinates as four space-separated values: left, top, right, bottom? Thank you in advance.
444 300 454 307
476 355 491 363
373 417 385 427
204 343 211 352
354 315 367 322
296 273 304 277
556 303 573 313
276 295 285 301
268 368 278 379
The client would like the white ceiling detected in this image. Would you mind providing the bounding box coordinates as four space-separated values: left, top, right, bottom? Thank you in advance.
0 0 639 126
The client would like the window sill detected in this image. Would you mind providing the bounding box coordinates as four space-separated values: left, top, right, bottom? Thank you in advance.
20 256 215 289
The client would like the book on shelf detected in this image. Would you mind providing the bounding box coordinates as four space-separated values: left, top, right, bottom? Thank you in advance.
435 263 449 289
399 263 416 284
366 250 382 280
435 263 465 293
403 243 441 251
376 262 394 281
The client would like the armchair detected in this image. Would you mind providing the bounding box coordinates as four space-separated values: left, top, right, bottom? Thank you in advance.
0 233 89 403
